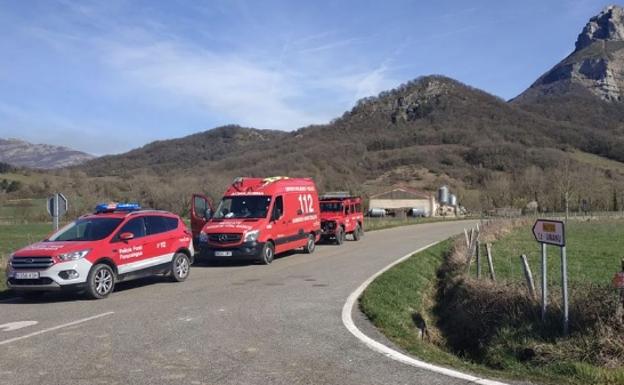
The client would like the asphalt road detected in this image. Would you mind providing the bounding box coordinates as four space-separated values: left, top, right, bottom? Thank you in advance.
0 220 481 385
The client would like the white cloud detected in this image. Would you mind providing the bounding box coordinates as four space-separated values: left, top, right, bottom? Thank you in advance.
8 4 402 148
100 34 399 131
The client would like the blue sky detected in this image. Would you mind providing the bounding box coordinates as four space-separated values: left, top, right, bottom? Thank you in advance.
0 0 613 155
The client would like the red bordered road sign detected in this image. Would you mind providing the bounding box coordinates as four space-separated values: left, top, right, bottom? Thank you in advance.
532 219 565 247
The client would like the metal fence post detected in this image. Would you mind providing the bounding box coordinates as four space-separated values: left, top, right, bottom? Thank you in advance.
541 243 548 322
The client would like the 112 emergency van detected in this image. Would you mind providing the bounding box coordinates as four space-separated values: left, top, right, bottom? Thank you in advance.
192 177 321 264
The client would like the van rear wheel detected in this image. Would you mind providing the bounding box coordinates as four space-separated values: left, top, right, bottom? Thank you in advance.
353 224 362 241
260 242 275 265
303 234 316 254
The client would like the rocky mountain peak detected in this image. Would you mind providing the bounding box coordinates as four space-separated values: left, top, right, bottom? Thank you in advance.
514 5 624 103
576 5 624 51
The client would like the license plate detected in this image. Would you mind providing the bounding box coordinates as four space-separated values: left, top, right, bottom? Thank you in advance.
15 272 40 279
215 251 232 257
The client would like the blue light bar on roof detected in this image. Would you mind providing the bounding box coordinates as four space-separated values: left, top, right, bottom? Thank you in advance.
95 202 141 213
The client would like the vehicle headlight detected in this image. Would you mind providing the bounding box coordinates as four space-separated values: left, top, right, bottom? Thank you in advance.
243 230 259 242
58 249 90 261
199 232 208 243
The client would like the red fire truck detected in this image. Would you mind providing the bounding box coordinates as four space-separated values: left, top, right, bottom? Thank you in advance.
319 193 364 245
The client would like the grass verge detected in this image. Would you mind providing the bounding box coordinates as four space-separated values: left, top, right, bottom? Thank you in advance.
360 224 624 385
365 216 466 232
360 240 515 378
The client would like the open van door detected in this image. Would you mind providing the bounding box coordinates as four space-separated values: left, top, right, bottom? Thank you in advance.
191 193 213 246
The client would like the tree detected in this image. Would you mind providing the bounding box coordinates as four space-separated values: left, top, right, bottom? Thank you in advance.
6 180 22 193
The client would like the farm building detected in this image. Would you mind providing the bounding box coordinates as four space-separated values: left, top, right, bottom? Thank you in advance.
368 187 437 217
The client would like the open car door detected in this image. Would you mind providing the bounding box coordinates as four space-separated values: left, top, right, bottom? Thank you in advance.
191 193 213 247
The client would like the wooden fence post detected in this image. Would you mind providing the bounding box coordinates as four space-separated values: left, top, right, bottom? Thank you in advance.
466 228 475 262
616 259 624 326
486 243 496 281
520 254 536 299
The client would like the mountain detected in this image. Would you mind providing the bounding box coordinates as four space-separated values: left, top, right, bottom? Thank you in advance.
0 138 95 169
511 5 624 162
516 5 624 103
36 6 624 213
77 76 608 202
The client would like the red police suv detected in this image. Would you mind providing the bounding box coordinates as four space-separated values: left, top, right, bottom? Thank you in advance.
6 203 194 299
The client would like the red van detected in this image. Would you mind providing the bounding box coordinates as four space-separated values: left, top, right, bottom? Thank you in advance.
6 203 194 299
192 177 321 264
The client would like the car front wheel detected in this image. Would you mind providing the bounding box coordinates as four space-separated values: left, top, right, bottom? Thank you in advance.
335 227 345 245
260 242 275 265
86 263 115 299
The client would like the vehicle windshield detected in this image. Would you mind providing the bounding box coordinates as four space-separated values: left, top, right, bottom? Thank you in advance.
320 201 343 212
47 217 123 242
213 196 272 219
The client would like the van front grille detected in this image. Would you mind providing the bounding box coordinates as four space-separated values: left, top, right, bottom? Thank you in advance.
208 233 242 244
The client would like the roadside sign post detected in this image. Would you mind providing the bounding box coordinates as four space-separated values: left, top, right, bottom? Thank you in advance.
541 242 547 322
532 219 567 335
47 193 68 231
561 245 569 335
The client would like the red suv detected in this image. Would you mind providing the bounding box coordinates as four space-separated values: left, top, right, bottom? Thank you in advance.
5 203 194 299
320 193 364 244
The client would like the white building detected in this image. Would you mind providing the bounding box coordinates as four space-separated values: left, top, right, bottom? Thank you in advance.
369 187 437 217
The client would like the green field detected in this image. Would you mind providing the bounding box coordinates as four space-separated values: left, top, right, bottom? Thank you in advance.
0 198 48 223
485 219 624 285
361 219 624 385
0 223 52 292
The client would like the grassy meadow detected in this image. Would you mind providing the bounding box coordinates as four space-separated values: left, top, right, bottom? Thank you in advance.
361 218 624 385
483 219 624 285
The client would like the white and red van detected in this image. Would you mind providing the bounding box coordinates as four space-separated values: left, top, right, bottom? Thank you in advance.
6 203 194 299
192 177 321 264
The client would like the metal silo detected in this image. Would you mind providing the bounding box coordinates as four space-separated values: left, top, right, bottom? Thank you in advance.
438 186 449 205
449 194 457 207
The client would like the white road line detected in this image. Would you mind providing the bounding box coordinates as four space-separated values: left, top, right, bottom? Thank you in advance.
0 312 114 346
341 242 510 385
0 321 38 332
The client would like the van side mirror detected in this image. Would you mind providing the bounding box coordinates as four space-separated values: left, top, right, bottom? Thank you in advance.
272 208 282 222
120 232 134 241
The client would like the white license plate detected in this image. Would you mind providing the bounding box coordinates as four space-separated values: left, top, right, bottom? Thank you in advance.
215 251 232 257
15 272 40 279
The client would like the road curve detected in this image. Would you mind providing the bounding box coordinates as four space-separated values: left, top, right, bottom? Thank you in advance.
0 220 477 385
